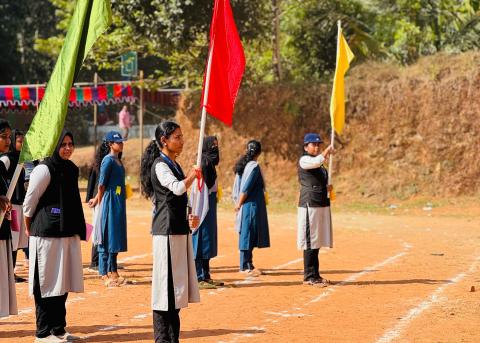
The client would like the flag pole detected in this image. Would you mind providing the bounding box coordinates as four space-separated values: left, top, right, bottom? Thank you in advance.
328 20 341 188
191 40 215 221
0 164 24 227
196 40 215 168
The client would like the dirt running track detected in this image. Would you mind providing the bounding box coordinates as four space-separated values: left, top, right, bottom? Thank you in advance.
1 199 479 342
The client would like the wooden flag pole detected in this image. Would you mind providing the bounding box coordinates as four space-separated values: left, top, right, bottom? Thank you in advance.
196 40 215 168
191 40 215 220
328 20 342 188
0 164 24 227
93 72 98 152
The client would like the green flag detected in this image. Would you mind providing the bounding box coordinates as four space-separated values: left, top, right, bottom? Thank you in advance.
20 0 112 162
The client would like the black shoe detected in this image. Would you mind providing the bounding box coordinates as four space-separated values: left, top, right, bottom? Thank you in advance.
303 278 328 287
206 278 225 286
14 274 27 283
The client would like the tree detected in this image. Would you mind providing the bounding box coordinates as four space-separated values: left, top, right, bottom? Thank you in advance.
35 0 272 87
0 0 57 84
284 0 382 81
370 0 480 64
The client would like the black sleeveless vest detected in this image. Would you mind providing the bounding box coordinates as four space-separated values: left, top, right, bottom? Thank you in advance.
151 157 190 235
30 160 86 239
298 159 330 208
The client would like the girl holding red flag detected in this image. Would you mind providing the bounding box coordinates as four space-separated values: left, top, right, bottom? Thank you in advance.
140 121 200 343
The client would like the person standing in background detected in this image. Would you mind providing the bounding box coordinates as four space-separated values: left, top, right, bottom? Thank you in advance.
88 131 128 287
118 105 132 139
192 136 223 289
233 140 270 276
0 119 17 319
0 129 28 283
85 142 110 273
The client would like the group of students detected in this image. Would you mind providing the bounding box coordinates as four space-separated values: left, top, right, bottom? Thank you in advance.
0 118 334 343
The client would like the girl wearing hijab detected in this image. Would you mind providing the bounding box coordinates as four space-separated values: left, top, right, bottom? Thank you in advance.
232 140 270 276
140 121 200 343
23 130 86 342
0 129 28 283
192 136 223 289
88 131 127 287
85 141 110 272
0 119 17 319
297 133 334 287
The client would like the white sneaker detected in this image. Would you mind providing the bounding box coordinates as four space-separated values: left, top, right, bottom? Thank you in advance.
56 332 81 341
35 335 67 343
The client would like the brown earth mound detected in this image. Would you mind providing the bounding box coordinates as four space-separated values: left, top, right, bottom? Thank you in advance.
74 52 480 203
176 52 480 202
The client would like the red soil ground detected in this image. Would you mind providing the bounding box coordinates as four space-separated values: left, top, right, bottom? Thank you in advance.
1 196 479 342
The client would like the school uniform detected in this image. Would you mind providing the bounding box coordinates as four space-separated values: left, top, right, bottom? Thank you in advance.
0 158 17 318
297 153 333 282
233 161 270 271
97 154 127 276
23 133 86 339
192 136 219 281
1 140 28 269
86 168 99 269
151 153 200 343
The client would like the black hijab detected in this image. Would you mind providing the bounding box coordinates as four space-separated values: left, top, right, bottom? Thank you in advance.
201 136 219 189
36 130 86 240
7 129 23 171
47 130 75 169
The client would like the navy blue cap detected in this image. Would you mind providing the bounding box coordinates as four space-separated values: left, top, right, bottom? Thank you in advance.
104 131 125 143
303 133 323 144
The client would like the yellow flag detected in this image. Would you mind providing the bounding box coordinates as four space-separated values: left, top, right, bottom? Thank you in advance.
330 28 355 135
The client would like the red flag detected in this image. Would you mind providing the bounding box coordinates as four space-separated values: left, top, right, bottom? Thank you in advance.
201 0 246 126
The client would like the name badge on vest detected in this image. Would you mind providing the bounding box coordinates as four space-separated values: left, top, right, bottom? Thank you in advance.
51 208 61 215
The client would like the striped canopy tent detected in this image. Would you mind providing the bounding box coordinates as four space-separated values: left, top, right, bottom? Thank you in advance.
0 83 135 111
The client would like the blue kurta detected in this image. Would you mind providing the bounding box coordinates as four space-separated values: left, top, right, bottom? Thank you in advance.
192 191 218 259
98 155 127 253
238 165 270 250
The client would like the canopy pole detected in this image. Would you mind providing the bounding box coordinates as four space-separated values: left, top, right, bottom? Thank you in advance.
93 72 98 151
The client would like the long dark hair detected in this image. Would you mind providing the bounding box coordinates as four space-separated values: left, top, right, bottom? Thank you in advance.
140 121 180 199
93 140 110 173
234 140 262 176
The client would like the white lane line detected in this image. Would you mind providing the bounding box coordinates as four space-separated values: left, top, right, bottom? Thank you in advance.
98 325 119 332
308 242 412 304
1 253 152 322
83 311 152 339
264 311 309 318
375 255 480 343
218 243 412 343
269 258 303 270
118 253 152 263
